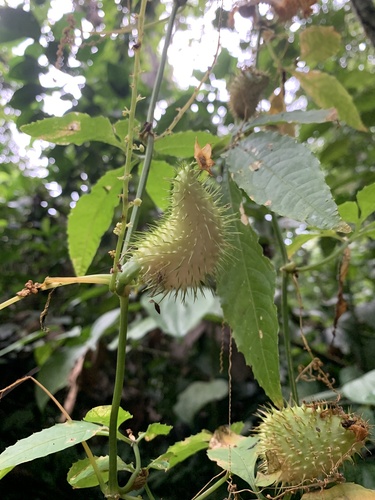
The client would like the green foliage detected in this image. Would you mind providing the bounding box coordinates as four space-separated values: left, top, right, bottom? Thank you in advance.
68 167 124 276
218 177 282 408
21 113 126 150
1 0 375 498
0 421 106 476
227 131 347 232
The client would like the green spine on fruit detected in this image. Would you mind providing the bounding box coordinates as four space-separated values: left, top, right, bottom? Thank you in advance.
130 163 230 297
229 67 269 121
256 403 369 487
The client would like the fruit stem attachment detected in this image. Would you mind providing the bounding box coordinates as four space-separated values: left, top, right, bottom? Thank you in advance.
271 214 299 404
115 259 141 296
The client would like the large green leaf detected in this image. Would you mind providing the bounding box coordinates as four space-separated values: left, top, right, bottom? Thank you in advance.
217 178 283 408
300 26 341 67
294 70 367 132
154 130 223 158
227 131 347 232
21 112 124 149
207 436 259 489
68 167 124 276
0 421 105 475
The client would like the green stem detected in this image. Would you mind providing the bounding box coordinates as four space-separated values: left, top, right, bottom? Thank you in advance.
120 0 181 257
193 472 229 500
144 483 156 500
108 294 130 494
110 0 148 293
271 215 299 404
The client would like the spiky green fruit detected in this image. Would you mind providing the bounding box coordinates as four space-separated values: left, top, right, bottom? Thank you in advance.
132 164 230 297
229 67 269 121
256 404 369 487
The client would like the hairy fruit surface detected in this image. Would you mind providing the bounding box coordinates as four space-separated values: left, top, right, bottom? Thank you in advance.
256 403 369 487
132 164 230 297
229 67 269 121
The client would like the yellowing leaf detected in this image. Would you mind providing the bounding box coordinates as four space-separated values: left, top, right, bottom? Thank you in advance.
294 70 367 132
300 26 341 67
301 482 375 500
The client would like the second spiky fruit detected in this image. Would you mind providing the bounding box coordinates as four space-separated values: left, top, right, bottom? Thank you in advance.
229 67 269 121
256 404 369 486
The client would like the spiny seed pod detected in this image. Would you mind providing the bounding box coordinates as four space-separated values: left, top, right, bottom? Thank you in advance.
229 67 269 121
256 403 369 487
131 164 231 297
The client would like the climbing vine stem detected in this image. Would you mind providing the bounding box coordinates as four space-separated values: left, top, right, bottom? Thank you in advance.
110 0 148 293
120 0 182 258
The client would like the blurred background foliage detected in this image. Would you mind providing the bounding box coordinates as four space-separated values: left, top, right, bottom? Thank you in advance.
1 0 375 498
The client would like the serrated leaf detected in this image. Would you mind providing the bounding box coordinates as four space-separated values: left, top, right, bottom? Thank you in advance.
145 160 175 210
245 109 338 130
173 379 228 425
217 177 282 408
0 421 105 473
84 406 132 428
294 70 367 132
68 167 123 276
300 26 341 67
207 436 259 489
357 183 375 223
21 112 124 148
68 455 132 488
144 423 173 441
227 131 346 231
154 131 223 158
149 431 212 471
